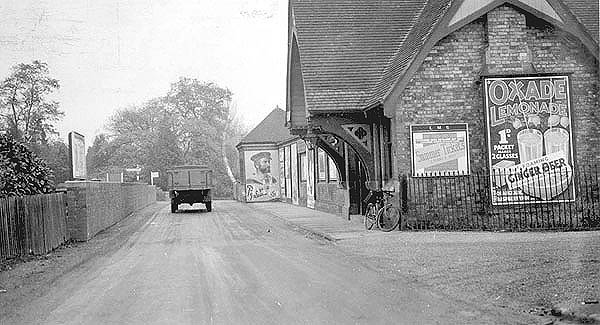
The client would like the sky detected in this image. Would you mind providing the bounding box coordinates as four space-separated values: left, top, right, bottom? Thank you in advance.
0 0 288 147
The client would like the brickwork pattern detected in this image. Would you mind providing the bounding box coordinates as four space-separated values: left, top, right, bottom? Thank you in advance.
486 5 530 73
393 5 599 228
315 183 349 217
64 182 156 241
395 18 487 174
395 4 599 173
526 19 600 161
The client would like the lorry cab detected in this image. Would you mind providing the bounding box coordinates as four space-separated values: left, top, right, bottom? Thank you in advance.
166 165 213 213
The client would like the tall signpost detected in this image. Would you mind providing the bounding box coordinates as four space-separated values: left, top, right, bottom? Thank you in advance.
68 132 86 180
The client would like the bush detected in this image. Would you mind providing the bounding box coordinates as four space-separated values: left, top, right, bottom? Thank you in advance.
0 134 54 198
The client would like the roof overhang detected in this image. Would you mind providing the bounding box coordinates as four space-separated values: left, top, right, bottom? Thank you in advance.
382 0 599 117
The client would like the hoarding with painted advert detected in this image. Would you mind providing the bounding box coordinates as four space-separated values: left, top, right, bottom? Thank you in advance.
244 150 280 202
484 75 575 205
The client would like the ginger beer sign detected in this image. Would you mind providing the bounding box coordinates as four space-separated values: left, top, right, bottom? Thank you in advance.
484 75 575 205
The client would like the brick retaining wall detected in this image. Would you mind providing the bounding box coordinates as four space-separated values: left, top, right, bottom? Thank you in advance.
63 182 156 241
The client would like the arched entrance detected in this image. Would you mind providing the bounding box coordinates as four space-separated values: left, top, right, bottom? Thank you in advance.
311 132 370 215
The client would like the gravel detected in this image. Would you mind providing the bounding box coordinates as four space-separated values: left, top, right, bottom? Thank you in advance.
336 230 600 322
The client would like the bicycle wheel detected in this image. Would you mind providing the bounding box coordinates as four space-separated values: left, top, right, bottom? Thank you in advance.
364 203 377 230
377 205 400 232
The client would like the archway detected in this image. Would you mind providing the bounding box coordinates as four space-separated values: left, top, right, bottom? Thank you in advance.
313 132 370 215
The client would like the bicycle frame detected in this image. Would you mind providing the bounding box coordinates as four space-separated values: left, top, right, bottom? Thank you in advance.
364 190 400 231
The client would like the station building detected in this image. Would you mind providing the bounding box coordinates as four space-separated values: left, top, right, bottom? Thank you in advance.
240 0 599 226
236 107 350 216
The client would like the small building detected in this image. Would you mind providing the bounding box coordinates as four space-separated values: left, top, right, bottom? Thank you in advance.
236 107 351 216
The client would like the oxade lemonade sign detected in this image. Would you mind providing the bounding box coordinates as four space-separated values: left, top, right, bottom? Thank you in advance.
484 75 575 205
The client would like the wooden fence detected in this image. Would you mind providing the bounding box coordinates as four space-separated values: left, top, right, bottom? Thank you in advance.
0 193 67 259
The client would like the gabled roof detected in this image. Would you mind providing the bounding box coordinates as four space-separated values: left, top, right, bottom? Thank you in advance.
290 0 599 114
561 0 599 43
292 0 432 112
238 107 295 146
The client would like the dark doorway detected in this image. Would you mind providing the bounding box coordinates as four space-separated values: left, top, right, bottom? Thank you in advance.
347 148 368 215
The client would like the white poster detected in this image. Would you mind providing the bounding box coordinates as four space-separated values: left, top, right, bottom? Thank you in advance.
244 150 280 202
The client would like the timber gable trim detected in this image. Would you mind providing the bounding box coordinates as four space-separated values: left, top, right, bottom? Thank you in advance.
382 0 599 117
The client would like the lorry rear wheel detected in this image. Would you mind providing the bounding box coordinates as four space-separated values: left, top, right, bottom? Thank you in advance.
171 202 178 213
206 202 212 212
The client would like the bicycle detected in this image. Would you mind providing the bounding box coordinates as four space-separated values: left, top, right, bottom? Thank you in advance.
363 191 401 232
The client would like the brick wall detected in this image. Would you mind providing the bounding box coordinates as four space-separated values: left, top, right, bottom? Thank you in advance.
63 182 156 241
395 17 487 174
394 4 599 174
314 183 349 218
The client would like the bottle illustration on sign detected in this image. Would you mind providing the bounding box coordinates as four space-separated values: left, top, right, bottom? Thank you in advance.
517 128 543 162
544 127 569 158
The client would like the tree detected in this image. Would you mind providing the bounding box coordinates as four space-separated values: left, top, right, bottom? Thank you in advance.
0 61 62 144
0 134 54 197
97 78 242 197
30 139 71 185
165 78 232 131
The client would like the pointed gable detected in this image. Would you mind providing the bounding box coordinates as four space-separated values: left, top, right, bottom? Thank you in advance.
238 108 294 146
449 0 563 27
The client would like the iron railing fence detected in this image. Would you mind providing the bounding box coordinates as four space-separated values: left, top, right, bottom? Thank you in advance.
399 165 600 230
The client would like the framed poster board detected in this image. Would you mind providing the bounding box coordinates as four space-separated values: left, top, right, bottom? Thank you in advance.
410 124 470 177
484 74 575 205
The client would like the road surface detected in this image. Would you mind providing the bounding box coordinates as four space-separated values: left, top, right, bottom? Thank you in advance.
4 201 513 324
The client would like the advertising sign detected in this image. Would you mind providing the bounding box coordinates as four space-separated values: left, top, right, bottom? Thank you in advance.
244 150 280 202
410 124 470 176
68 132 86 179
484 75 575 205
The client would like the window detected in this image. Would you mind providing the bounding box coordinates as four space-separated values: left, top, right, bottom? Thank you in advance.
317 148 327 181
328 156 338 181
316 147 339 183
299 152 307 182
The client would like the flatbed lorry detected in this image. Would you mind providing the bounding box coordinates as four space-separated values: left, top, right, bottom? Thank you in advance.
166 165 213 213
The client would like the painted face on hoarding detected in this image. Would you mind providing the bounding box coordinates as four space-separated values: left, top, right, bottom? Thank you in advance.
257 157 271 174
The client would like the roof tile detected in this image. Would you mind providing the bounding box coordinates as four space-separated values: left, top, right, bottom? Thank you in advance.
291 0 598 113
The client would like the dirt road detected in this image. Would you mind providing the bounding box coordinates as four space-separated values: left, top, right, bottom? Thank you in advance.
0 201 531 324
